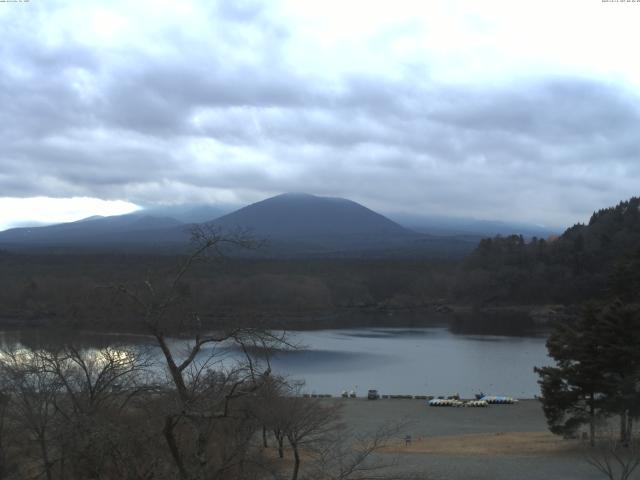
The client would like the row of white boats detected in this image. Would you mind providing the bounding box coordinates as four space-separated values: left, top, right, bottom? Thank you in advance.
428 396 518 407
335 389 519 406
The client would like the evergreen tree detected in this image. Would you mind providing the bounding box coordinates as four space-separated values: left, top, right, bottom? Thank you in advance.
593 301 640 445
609 248 640 302
536 302 640 445
535 306 608 446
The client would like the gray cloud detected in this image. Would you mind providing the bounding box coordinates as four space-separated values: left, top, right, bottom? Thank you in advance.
1 1 639 228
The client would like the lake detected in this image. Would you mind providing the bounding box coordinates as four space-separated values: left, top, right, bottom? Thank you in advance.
0 326 550 398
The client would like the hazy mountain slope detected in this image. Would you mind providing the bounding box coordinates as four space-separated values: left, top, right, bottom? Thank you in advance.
389 213 558 238
0 213 184 244
211 193 413 238
143 204 237 224
0 193 479 258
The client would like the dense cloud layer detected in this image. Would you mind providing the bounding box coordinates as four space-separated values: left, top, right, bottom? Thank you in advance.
2 0 639 227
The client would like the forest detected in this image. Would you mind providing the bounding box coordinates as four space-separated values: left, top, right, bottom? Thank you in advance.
1 197 639 332
458 197 640 305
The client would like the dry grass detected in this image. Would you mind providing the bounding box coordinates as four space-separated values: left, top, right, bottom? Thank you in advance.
382 431 583 457
260 445 317 463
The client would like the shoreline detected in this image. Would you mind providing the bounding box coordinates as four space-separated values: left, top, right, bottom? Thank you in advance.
0 302 561 335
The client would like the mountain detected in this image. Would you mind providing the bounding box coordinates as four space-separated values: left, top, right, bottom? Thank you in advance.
211 193 412 238
142 204 237 224
0 213 185 246
203 193 466 257
0 193 479 258
389 212 558 238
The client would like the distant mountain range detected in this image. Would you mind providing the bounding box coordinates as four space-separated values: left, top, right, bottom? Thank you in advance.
391 213 556 238
0 193 557 258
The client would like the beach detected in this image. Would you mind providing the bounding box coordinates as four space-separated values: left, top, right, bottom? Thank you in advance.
337 399 614 480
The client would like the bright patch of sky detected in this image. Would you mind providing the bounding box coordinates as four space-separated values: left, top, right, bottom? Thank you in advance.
0 198 140 231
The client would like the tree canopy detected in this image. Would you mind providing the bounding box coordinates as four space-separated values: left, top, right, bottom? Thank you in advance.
459 197 640 305
536 301 640 445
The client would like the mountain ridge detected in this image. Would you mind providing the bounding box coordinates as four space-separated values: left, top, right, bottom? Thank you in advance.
0 193 520 258
210 192 414 239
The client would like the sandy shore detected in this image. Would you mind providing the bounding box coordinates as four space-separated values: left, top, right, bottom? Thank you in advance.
336 397 549 436
382 432 581 456
335 399 610 480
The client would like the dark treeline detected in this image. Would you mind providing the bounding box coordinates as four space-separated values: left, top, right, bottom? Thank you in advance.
2 197 640 331
523 201 640 471
456 197 640 305
0 253 457 331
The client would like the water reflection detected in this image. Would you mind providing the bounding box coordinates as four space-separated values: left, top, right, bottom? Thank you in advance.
270 327 549 398
340 328 438 339
449 311 544 337
0 323 550 399
0 329 156 351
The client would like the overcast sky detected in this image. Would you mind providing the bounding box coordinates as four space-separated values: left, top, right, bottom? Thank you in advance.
1 0 639 231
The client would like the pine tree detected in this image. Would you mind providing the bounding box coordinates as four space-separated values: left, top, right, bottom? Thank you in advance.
609 248 640 302
535 306 609 446
593 301 640 445
536 302 640 445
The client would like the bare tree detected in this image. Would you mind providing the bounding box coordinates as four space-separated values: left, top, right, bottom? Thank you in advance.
586 436 640 480
308 420 422 480
0 349 62 480
279 394 344 480
0 225 427 480
0 344 162 480
0 390 15 479
111 225 286 480
39 345 152 415
251 375 293 458
41 345 156 479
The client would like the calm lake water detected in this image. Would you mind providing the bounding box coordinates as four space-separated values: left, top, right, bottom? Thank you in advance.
0 326 550 398
274 328 550 398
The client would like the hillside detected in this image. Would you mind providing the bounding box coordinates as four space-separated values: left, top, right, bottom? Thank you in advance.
208 193 481 257
392 213 557 238
0 193 481 258
0 213 188 247
211 193 412 238
456 197 640 304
